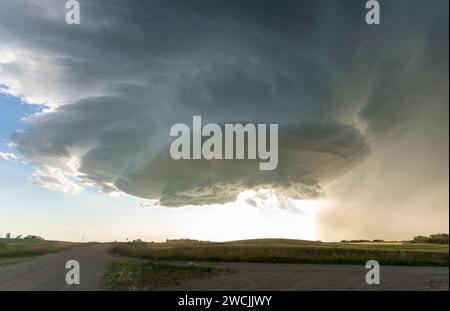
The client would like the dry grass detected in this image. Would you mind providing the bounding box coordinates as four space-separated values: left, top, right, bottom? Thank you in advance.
105 261 220 290
112 239 449 266
0 238 84 258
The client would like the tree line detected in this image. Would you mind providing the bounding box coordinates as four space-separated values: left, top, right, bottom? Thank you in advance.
0 233 44 240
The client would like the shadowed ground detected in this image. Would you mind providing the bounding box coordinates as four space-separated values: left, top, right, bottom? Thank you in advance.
159 261 449 291
0 244 114 291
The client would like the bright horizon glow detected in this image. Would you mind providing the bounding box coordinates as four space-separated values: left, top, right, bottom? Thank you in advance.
177 189 325 242
0 168 328 242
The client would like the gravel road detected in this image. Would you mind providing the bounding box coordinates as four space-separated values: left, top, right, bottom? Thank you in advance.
0 244 114 291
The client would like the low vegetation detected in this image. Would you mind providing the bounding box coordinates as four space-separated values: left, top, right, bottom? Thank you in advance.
0 238 82 259
106 261 221 290
112 238 449 266
413 233 449 244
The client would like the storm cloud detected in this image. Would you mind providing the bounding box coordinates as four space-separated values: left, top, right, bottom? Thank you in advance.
1 0 448 214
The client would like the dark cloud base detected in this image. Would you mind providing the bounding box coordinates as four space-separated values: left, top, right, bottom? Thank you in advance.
116 121 369 206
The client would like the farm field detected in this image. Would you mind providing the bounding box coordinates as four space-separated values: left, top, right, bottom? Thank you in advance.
0 238 84 265
112 238 449 266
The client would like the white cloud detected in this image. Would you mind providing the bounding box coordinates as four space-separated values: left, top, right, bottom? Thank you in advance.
0 152 18 161
31 166 83 194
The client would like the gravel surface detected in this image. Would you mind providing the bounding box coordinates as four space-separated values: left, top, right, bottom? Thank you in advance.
161 261 449 291
0 244 114 291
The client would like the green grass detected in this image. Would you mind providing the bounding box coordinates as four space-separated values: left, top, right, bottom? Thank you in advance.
112 238 449 266
0 238 83 259
105 261 220 290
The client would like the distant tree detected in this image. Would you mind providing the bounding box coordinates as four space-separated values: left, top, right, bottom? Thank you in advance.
23 235 44 240
413 235 427 243
5 233 11 239
413 233 448 244
428 234 449 244
15 235 22 239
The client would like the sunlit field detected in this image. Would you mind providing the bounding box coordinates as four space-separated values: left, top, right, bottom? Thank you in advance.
0 238 82 260
112 238 449 266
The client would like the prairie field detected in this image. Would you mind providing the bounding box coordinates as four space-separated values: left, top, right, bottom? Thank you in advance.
0 238 82 259
112 239 449 266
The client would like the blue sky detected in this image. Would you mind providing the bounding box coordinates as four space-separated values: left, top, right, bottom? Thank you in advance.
0 91 38 179
0 90 42 145
0 92 137 242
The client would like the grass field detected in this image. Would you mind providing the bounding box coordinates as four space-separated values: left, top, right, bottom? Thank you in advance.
112 238 449 266
0 238 83 262
106 261 221 290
